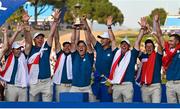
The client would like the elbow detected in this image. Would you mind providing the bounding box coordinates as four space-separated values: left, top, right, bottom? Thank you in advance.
4 43 9 51
4 45 9 50
2 45 9 54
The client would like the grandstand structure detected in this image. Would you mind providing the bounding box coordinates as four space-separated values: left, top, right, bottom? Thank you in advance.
161 15 180 34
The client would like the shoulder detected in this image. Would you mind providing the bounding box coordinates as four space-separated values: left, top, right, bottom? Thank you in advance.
94 41 102 49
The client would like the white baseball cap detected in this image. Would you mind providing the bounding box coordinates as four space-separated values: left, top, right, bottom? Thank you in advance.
121 36 130 45
12 42 22 49
97 32 110 39
33 32 45 39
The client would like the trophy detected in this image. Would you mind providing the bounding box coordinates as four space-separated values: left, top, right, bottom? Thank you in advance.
73 2 83 26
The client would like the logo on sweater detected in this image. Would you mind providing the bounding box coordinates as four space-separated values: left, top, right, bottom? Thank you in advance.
107 53 111 57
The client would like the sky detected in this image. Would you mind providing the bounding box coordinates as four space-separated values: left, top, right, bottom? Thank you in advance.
110 0 180 28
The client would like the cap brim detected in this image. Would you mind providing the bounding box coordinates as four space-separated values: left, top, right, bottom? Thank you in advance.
97 35 103 39
63 42 71 46
12 46 23 49
121 41 130 45
33 33 45 39
97 35 109 39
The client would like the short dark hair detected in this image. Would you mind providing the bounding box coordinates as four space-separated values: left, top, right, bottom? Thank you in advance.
169 34 180 42
77 40 87 46
62 41 71 47
145 39 155 48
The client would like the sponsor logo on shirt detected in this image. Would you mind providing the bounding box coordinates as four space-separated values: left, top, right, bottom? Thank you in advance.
177 50 180 58
107 53 111 57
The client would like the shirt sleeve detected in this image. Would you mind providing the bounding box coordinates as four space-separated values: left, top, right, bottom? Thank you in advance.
156 52 163 59
131 48 140 59
88 52 94 65
94 41 102 51
44 41 52 55
29 45 35 58
44 41 51 50
71 50 78 60
113 48 119 54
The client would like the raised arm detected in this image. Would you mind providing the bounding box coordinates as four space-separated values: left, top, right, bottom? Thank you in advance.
0 28 9 61
54 26 61 53
71 26 77 52
84 29 93 53
153 14 164 54
8 23 23 46
22 11 32 55
47 9 60 47
107 16 116 51
76 27 80 45
134 17 148 50
81 16 97 46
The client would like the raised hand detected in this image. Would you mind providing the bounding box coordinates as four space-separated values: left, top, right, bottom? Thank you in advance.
22 11 30 23
16 23 24 32
138 17 150 35
82 14 87 21
1 28 8 35
107 16 113 26
138 17 147 28
154 14 160 22
52 9 61 22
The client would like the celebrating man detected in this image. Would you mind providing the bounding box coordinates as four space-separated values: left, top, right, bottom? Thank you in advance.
27 9 60 101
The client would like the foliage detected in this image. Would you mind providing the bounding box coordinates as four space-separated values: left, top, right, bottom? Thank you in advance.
146 8 167 26
7 0 124 25
6 7 24 24
63 0 124 25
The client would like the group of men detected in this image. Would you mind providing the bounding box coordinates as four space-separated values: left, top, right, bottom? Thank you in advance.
0 9 180 104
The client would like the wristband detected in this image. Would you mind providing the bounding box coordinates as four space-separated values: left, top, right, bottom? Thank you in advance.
108 25 112 29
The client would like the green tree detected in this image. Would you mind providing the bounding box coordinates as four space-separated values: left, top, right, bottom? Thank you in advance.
63 0 124 25
146 8 167 26
7 0 124 26
6 7 24 24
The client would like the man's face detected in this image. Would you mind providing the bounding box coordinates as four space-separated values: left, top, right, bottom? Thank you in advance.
168 36 179 48
12 47 21 57
34 35 44 47
120 41 130 54
63 44 71 54
145 43 154 54
77 42 87 57
100 38 110 47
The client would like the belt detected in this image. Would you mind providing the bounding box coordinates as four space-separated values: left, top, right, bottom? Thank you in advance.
169 80 180 84
7 84 27 89
113 82 132 85
60 83 72 87
37 78 51 82
142 83 160 87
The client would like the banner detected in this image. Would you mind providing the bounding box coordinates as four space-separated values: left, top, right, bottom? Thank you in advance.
0 0 27 26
